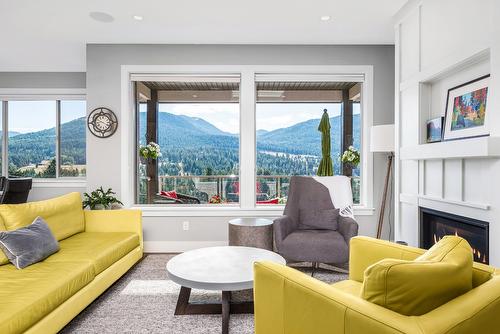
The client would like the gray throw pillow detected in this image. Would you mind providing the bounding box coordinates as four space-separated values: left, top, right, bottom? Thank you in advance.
298 208 340 230
0 216 59 269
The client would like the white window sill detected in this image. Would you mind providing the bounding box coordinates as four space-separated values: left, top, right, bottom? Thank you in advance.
31 179 87 188
133 204 375 217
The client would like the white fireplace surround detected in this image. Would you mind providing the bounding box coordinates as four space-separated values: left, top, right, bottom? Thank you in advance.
394 0 500 266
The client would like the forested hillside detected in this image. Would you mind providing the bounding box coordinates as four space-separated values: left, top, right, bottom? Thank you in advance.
7 111 359 178
138 112 360 176
8 117 86 176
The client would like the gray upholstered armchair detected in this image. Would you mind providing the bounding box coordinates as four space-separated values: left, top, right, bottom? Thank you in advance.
274 176 358 268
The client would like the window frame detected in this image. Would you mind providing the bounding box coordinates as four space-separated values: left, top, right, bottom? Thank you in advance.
254 74 364 205
0 88 87 184
121 65 374 216
133 73 242 208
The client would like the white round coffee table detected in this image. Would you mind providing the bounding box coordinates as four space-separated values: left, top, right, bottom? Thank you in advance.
166 246 285 334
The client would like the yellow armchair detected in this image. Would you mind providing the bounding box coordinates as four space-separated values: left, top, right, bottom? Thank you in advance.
254 236 500 334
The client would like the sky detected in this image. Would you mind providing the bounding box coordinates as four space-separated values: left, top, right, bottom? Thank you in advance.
5 100 86 133
5 100 360 135
161 102 359 134
256 103 342 132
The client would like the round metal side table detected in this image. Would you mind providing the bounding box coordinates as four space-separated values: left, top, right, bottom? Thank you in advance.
228 218 274 251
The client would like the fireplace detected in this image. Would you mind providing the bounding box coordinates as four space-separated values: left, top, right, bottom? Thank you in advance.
419 208 489 264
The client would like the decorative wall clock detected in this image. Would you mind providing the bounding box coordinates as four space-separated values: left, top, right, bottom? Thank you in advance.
87 107 118 138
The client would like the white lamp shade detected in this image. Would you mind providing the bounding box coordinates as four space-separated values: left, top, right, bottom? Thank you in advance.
370 124 395 152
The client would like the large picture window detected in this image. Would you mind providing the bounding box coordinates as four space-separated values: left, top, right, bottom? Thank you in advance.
1 99 86 179
255 79 362 205
135 77 240 204
130 69 368 209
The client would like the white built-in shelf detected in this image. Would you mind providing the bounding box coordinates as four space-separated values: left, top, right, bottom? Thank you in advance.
399 45 490 91
400 136 500 160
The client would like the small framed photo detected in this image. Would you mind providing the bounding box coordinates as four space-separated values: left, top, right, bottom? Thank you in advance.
426 117 443 143
443 74 490 141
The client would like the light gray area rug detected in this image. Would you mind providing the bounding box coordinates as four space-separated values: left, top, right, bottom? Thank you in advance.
61 254 348 334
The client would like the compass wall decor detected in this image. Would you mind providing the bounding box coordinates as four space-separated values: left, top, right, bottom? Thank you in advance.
87 107 118 138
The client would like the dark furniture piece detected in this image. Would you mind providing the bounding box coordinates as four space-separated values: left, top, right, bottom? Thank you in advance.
154 192 201 204
274 176 358 271
0 177 33 204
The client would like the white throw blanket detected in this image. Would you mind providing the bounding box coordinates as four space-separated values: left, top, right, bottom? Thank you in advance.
312 176 355 218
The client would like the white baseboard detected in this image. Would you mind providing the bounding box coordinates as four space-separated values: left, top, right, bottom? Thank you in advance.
144 241 228 253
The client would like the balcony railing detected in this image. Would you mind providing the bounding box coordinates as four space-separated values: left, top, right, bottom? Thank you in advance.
138 175 360 204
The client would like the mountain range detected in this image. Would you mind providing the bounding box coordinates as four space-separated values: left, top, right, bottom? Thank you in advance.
138 111 360 156
7 111 360 177
2 131 21 137
8 117 86 169
138 111 360 176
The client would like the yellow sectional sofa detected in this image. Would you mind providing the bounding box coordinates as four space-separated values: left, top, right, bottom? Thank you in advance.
254 236 500 334
0 193 143 334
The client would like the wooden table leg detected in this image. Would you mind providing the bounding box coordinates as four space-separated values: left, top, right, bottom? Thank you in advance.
222 291 231 334
174 286 252 333
174 286 191 315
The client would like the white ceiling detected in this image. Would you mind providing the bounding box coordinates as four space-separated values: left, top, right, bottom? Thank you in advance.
0 0 407 72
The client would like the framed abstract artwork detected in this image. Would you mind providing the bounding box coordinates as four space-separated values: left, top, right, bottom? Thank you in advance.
426 116 443 143
443 74 490 141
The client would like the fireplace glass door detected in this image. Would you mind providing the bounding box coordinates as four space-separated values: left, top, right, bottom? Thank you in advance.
420 208 489 264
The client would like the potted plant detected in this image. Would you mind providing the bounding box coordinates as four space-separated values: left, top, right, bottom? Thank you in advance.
82 187 123 210
139 141 161 164
341 146 361 170
209 195 225 204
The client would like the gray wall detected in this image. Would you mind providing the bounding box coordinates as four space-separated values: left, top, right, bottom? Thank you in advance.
86 44 395 248
0 72 85 88
27 186 87 202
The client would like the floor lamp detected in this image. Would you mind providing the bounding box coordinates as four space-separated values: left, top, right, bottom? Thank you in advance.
370 124 395 239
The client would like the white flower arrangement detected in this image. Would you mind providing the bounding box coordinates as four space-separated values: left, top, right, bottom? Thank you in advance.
139 142 162 160
341 146 360 167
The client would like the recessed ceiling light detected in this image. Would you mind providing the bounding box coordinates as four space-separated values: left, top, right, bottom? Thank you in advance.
320 15 331 21
89 11 114 23
133 15 143 21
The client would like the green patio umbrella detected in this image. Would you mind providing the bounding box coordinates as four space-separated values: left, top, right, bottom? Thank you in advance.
317 109 333 176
